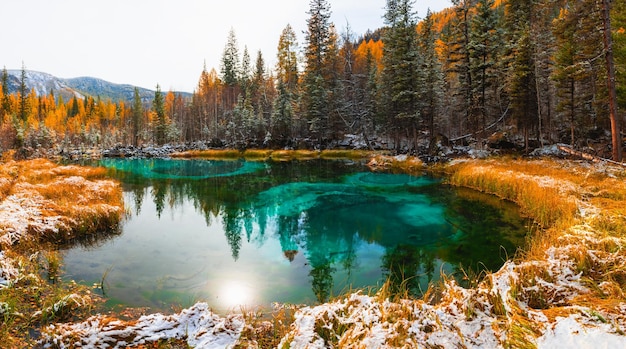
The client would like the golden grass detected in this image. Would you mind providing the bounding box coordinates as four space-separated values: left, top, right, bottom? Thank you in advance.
171 149 242 159
0 158 125 347
242 149 273 161
443 158 626 347
447 159 579 229
319 149 374 160
172 148 387 162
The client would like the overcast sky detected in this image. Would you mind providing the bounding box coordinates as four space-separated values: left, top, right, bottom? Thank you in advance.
2 0 451 93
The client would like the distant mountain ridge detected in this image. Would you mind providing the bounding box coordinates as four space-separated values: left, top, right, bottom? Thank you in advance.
4 70 191 102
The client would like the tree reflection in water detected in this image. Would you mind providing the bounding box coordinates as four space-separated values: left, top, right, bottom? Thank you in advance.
66 158 529 310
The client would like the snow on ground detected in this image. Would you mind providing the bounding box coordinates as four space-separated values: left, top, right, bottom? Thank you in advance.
537 314 626 349
0 189 68 246
0 251 19 288
42 302 244 349
3 158 623 347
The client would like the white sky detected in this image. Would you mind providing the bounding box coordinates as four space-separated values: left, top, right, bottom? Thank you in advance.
1 0 451 93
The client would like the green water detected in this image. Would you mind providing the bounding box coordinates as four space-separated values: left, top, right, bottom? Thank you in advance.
61 158 529 314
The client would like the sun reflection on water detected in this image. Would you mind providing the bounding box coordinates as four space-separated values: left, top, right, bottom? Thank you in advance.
219 280 255 311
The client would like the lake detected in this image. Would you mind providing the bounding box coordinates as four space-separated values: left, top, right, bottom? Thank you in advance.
60 158 529 314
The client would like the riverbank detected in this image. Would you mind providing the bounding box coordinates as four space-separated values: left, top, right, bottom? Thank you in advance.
2 153 625 347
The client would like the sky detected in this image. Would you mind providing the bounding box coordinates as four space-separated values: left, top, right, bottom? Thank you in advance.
2 0 451 93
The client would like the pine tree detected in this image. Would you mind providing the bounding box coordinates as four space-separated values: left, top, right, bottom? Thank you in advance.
505 0 539 151
381 0 421 151
153 84 167 145
614 0 626 112
469 0 501 135
276 24 299 92
445 0 474 139
602 0 622 161
131 87 143 147
0 67 9 125
271 79 293 146
221 28 241 112
552 7 579 146
302 0 334 145
418 9 444 153
19 63 29 122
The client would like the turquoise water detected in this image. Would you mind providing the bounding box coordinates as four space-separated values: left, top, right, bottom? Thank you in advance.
61 159 529 313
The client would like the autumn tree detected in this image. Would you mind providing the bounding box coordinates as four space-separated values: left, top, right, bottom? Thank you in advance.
273 24 300 145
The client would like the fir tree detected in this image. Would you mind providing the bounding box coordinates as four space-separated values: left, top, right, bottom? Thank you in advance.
0 67 9 124
19 63 29 122
302 0 334 145
153 84 167 145
381 0 421 151
418 9 444 153
131 87 143 147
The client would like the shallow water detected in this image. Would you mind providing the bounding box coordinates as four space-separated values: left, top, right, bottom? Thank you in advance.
61 158 529 313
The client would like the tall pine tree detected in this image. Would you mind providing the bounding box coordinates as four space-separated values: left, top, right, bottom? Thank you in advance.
381 0 421 151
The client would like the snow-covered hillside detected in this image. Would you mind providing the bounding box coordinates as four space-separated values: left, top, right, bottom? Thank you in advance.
6 70 84 101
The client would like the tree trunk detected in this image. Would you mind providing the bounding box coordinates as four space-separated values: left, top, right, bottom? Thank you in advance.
602 0 623 162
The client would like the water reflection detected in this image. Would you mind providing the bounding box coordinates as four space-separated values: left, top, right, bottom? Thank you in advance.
61 159 529 312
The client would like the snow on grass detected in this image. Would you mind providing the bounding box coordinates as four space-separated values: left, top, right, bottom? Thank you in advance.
41 302 244 349
537 313 626 349
0 190 68 246
0 251 19 288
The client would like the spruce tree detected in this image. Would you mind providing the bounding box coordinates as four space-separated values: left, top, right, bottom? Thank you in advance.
469 0 501 135
418 10 444 153
504 0 539 151
302 0 333 146
0 67 9 124
132 87 143 147
381 0 421 151
153 84 167 145
19 63 29 122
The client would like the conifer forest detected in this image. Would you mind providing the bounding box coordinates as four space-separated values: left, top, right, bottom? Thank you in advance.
1 0 625 161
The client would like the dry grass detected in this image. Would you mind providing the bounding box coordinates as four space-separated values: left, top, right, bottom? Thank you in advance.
171 149 242 159
368 154 424 174
319 149 375 160
0 158 124 347
0 159 123 247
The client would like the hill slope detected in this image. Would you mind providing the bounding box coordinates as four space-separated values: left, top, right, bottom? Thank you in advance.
4 70 190 102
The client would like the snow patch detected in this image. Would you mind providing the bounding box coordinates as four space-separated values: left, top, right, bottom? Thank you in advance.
537 314 626 349
0 251 19 288
42 302 244 349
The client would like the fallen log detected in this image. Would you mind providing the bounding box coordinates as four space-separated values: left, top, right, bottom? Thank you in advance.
557 144 626 167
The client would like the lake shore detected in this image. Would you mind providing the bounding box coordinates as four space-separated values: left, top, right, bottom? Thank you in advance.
1 153 625 347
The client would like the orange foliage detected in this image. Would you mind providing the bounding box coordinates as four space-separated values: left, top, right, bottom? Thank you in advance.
355 39 384 72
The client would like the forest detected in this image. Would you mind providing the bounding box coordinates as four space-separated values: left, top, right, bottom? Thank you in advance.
0 0 625 161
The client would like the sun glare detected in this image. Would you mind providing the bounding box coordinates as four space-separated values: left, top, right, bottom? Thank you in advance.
219 280 254 310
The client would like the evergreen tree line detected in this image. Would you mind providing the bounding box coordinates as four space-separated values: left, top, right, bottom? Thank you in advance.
1 0 625 159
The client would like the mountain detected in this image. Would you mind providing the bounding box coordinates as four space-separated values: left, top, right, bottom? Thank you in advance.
4 70 191 102
63 76 157 103
5 70 84 102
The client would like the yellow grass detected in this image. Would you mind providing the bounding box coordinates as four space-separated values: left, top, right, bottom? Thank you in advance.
0 158 125 346
319 149 374 160
171 149 242 159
